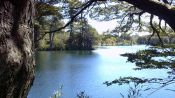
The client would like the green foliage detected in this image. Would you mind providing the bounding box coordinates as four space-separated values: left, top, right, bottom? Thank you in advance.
136 37 147 45
50 85 90 98
102 36 117 46
89 1 148 33
66 32 94 50
89 26 101 45
121 45 175 69
50 85 63 98
103 45 175 98
38 38 49 50
36 17 100 51
51 91 62 98
101 31 117 46
53 33 69 50
65 15 100 50
36 2 61 18
38 32 69 50
102 45 175 98
34 1 63 50
104 77 148 86
100 31 136 46
35 0 62 27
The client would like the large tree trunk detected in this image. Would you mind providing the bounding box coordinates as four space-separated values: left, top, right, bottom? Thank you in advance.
0 0 35 98
34 24 40 49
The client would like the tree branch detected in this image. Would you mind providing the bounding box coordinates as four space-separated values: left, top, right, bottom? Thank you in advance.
149 14 164 46
37 0 96 41
119 0 175 30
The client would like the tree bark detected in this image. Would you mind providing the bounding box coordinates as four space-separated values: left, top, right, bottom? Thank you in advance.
49 32 55 49
34 25 40 49
0 0 35 98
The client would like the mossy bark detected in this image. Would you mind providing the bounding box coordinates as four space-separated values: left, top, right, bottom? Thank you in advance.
0 0 35 98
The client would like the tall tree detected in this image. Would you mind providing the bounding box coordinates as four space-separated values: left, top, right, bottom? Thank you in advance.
43 0 175 39
49 16 62 49
62 0 82 36
0 0 35 97
34 0 62 49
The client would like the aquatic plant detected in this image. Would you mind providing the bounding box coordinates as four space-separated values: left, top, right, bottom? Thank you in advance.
50 85 63 98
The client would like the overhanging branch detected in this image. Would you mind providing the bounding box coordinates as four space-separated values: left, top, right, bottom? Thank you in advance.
148 14 164 46
120 0 175 30
37 0 97 41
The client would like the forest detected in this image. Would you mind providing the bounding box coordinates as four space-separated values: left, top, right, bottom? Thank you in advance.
33 0 175 51
1 0 175 98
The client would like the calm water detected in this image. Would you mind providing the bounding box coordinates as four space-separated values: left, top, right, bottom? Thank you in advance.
28 45 175 98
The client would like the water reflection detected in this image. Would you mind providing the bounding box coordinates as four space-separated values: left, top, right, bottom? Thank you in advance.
28 46 174 98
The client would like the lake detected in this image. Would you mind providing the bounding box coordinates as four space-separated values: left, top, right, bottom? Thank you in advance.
28 45 175 98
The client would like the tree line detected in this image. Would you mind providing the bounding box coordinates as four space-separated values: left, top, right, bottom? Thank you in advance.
34 0 104 50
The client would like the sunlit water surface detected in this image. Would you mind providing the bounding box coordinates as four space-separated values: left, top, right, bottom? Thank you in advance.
28 45 175 98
